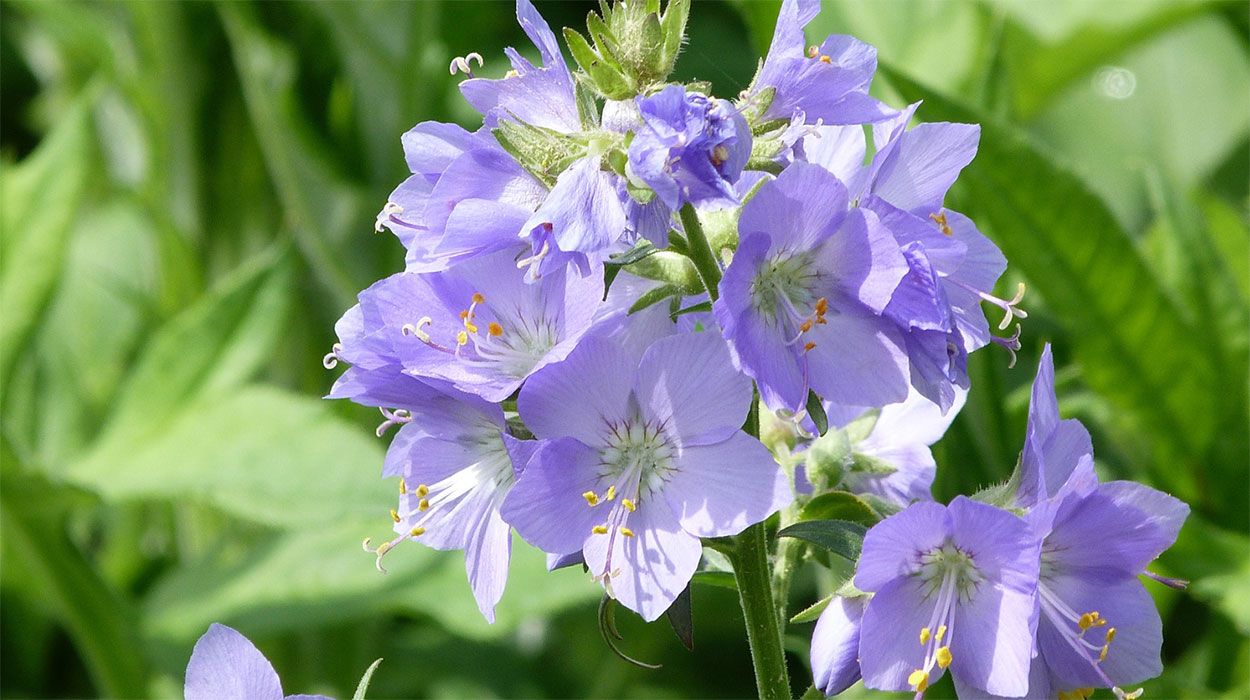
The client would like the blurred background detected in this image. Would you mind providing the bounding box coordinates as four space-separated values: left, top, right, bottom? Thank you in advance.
0 1 1245 698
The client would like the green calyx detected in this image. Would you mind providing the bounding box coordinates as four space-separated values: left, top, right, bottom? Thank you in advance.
564 0 690 100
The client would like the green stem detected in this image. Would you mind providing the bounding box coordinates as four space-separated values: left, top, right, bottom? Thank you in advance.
678 204 721 301
729 522 792 699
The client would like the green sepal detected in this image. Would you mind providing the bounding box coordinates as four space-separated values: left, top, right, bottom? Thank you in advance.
606 241 660 268
804 429 854 492
563 26 634 100
971 460 1024 509
624 250 703 294
789 594 834 624
575 77 601 129
351 658 384 700
491 119 580 188
805 390 829 436
658 0 689 76
842 408 880 444
850 452 899 476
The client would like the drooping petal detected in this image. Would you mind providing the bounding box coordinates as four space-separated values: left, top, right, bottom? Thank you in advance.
524 157 627 259
635 331 753 446
464 505 513 624
582 495 703 622
1045 484 1189 579
1018 344 1059 509
185 624 285 700
811 596 867 696
949 583 1037 698
519 336 635 443
665 432 792 538
500 438 606 556
857 575 934 691
813 207 909 314
870 122 980 216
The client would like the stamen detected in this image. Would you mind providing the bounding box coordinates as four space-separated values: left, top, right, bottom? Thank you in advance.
375 407 413 437
583 491 600 506
606 485 616 501
919 627 931 644
1078 611 1099 632
819 55 832 64
935 646 952 669
401 317 433 342
710 145 729 167
471 293 485 304
399 478 407 494
456 331 469 346
803 341 816 352
992 323 1023 368
448 52 483 77
488 322 503 336
929 212 953 236
908 669 929 693
416 484 430 497
1106 627 1117 642
592 525 608 535
621 498 636 512
807 45 819 58
390 509 401 523
322 343 344 369
504 69 519 78
418 498 430 511
935 625 947 642
619 527 635 538
409 526 425 536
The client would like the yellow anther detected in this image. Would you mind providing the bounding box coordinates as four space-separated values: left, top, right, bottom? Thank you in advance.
592 525 608 534
375 541 392 557
505 69 519 78
929 212 953 236
711 145 729 166
920 627 931 644
936 646 952 669
399 478 407 494
459 310 470 319
620 527 635 538
390 509 401 523
1106 627 1117 643
815 297 828 315
819 55 832 64
456 330 469 346
1078 612 1098 631
1099 645 1109 663
488 322 503 336
409 526 426 536
418 498 430 511
936 625 947 641
583 491 600 506
799 319 813 333
803 341 817 352
416 484 429 497
471 293 485 304
464 321 478 334
908 669 929 692
1095 617 1108 627
606 485 616 501
807 45 819 58
622 498 636 512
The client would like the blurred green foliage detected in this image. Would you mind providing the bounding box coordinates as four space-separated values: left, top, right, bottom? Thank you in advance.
1 1 1246 698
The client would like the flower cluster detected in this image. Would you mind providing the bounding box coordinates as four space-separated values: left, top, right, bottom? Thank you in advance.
315 1 1188 697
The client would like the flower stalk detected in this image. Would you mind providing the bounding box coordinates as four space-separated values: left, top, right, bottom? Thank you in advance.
679 203 722 301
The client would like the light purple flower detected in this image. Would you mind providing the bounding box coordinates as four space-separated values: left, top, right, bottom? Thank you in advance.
854 496 1041 698
714 161 911 415
628 85 752 210
185 623 332 700
457 0 579 133
354 248 601 402
811 595 867 696
749 0 892 125
501 332 792 621
361 385 531 623
520 157 629 279
969 346 1189 700
585 270 710 362
374 123 545 273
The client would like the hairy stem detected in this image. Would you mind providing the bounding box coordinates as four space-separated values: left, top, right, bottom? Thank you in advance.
679 203 722 301
730 521 792 699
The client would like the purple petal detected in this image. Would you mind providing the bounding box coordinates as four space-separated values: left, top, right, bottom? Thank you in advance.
185 624 284 700
519 336 635 443
1046 483 1188 578
636 332 752 446
524 158 627 257
871 122 980 216
854 501 949 592
666 432 792 537
738 161 848 254
950 582 1037 697
1038 574 1162 689
800 124 867 185
805 313 910 409
857 576 934 691
953 656 1053 700
582 495 703 622
815 207 909 314
464 506 512 623
1018 344 1059 508
500 437 604 556
946 496 1041 594
811 596 866 696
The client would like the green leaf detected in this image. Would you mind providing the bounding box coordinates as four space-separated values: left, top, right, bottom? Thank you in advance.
606 241 660 268
777 519 867 561
83 246 292 460
624 250 703 294
882 67 1219 497
68 386 387 528
691 570 738 590
628 284 682 315
798 491 880 527
352 658 384 700
0 87 95 395
788 594 833 624
665 583 694 650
